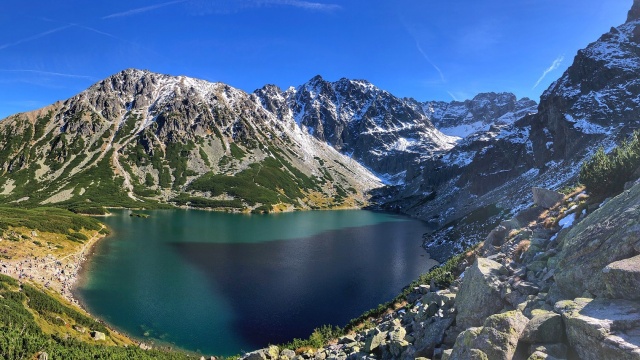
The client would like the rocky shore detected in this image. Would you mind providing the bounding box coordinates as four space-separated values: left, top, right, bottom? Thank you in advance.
0 228 105 306
239 180 640 360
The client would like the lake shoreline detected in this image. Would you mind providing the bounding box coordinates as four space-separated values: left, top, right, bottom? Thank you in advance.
1 226 106 307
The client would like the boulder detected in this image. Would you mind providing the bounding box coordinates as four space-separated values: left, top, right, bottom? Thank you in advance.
520 309 564 344
91 331 106 341
455 258 508 329
280 349 296 360
601 254 640 300
532 188 564 209
241 351 267 360
449 311 528 360
528 344 568 359
413 317 455 358
554 182 640 299
363 327 386 353
556 297 640 360
473 311 529 360
483 225 509 254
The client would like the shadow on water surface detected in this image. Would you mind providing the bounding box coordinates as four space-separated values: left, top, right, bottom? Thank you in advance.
171 220 438 347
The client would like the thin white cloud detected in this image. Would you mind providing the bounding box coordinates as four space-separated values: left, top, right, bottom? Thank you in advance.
260 0 341 11
447 91 459 101
188 0 340 15
533 56 564 89
0 69 95 80
415 41 445 83
0 25 72 51
103 0 187 19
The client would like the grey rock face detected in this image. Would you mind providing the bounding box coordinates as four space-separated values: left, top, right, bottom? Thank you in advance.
532 188 564 209
472 311 529 360
520 310 564 344
255 76 457 177
554 182 640 299
455 258 508 329
556 297 640 360
601 254 640 300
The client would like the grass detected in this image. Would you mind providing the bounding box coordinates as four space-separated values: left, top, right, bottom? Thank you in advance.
0 275 194 360
0 207 102 236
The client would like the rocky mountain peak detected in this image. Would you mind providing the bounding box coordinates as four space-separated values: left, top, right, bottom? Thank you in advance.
628 0 640 22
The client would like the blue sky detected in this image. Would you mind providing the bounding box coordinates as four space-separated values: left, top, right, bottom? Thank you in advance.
0 0 631 119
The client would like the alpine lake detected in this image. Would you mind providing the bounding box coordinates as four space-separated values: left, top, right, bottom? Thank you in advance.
75 209 437 356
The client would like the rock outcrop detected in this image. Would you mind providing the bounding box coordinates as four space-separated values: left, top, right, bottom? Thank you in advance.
455 258 508 329
557 297 640 360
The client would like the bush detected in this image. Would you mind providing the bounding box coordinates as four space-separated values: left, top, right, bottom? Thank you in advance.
580 131 640 199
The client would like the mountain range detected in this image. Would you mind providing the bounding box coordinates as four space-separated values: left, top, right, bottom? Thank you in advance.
2 2 640 255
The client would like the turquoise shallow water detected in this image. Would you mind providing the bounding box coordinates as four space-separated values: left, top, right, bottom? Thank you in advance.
76 209 436 356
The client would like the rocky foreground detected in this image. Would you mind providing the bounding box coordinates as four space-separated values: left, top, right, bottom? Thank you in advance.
240 178 640 360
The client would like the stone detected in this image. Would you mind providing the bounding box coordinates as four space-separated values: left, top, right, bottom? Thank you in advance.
280 349 296 360
520 310 564 344
526 351 563 360
554 183 640 299
266 345 279 359
472 311 529 360
242 351 268 360
363 328 386 353
483 225 509 254
448 327 484 360
413 317 455 358
38 353 48 360
532 188 564 209
529 343 568 359
515 281 541 296
338 335 356 344
72 325 86 333
455 258 508 329
601 254 640 300
442 349 453 360
139 342 152 350
556 297 640 360
91 331 106 341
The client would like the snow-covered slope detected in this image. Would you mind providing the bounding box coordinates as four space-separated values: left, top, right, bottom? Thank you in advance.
424 93 537 138
255 76 458 182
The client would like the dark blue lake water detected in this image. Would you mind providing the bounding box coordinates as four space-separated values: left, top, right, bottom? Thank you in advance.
76 209 436 356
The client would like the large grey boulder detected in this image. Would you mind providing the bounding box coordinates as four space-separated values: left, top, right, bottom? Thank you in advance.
520 309 564 344
413 317 455 358
556 297 640 360
455 258 508 329
554 182 640 299
363 327 386 353
532 188 564 209
472 311 529 360
601 254 640 300
449 311 528 360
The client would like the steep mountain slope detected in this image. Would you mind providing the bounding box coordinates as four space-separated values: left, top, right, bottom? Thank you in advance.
378 2 640 256
0 70 381 212
424 92 537 138
256 76 458 183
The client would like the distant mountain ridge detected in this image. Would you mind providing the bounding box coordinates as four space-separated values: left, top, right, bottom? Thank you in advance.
379 1 640 257
0 69 533 212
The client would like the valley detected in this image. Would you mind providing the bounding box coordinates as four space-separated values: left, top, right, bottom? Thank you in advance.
1 1 640 359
